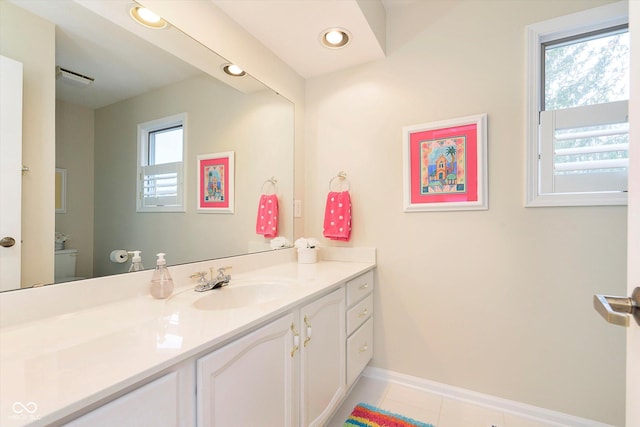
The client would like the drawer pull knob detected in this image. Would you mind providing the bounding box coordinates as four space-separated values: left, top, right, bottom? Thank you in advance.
359 343 369 353
359 283 369 290
358 308 369 317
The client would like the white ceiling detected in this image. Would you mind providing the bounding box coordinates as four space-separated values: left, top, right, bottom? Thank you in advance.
211 0 396 79
10 0 268 109
10 0 413 108
11 0 199 109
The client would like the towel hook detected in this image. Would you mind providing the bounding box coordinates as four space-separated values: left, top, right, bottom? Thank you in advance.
329 171 350 191
261 176 278 194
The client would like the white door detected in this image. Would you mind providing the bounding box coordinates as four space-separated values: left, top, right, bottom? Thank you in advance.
626 3 639 426
626 152 639 424
0 55 23 291
594 5 639 425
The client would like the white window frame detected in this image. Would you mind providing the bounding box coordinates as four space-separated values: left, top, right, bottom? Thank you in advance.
525 1 628 207
136 113 187 212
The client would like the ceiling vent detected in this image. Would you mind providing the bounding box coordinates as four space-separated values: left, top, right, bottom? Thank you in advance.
55 66 95 86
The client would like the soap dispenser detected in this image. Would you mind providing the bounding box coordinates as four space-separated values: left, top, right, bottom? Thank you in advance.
150 253 174 299
128 250 144 272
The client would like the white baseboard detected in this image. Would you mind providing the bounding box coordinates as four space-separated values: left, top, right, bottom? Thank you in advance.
363 367 615 427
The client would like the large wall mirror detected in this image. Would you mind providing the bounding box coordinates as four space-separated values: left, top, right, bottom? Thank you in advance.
1 0 294 291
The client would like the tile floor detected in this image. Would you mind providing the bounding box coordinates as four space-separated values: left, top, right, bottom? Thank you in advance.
326 376 558 427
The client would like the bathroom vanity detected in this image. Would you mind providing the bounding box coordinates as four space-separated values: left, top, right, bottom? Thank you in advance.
0 248 375 427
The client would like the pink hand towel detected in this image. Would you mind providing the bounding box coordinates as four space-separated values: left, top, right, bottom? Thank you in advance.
256 194 279 238
323 191 352 241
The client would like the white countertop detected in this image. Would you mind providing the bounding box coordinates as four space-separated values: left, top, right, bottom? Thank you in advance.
0 254 375 426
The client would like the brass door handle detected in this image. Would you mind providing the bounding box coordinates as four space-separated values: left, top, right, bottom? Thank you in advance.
303 315 312 347
0 237 16 248
593 287 640 327
291 323 300 357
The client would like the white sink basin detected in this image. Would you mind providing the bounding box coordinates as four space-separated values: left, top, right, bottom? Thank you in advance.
192 281 295 311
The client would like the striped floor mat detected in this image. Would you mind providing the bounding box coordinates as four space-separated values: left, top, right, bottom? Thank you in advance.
343 403 436 427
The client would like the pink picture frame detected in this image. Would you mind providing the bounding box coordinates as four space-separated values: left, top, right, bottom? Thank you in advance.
197 151 234 213
403 114 488 212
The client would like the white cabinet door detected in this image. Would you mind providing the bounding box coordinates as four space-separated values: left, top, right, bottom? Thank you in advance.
300 288 346 427
63 371 183 427
0 55 23 291
197 313 296 427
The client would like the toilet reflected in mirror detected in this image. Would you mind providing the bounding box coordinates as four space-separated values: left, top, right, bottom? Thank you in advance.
54 249 85 283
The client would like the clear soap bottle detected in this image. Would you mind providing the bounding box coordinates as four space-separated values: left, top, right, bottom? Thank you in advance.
150 253 174 299
128 250 144 272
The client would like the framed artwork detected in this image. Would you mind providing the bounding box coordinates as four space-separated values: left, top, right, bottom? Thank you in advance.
403 114 487 212
55 168 67 214
197 151 234 213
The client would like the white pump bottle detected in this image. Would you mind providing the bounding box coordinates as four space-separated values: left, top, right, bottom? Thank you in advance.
149 253 174 299
128 250 144 272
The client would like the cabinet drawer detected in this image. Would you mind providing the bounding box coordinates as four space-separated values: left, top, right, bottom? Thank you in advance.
346 270 374 306
347 293 373 335
346 318 373 387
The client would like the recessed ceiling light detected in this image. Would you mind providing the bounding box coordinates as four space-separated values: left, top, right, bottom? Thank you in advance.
222 64 247 77
129 5 168 29
320 28 351 49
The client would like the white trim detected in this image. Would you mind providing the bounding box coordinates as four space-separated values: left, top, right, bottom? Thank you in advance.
0 55 23 291
363 367 615 427
524 1 629 207
136 113 187 212
532 1 627 44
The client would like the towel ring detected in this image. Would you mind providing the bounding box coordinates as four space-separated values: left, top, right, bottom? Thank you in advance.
261 177 278 194
329 171 350 192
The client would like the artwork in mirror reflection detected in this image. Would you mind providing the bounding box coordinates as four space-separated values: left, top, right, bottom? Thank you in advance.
4 0 294 289
197 151 235 213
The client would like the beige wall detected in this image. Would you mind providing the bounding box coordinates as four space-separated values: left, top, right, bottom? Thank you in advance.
93 75 293 275
304 0 626 425
0 1 55 287
140 0 307 239
55 100 95 279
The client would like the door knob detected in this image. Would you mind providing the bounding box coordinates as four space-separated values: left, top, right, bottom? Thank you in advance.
593 287 640 327
0 237 16 248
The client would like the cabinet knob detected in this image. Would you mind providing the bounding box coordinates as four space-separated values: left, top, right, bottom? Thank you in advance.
359 283 369 290
359 343 369 353
358 308 368 317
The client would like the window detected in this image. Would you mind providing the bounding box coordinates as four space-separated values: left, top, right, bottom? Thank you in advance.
136 113 186 212
525 2 629 206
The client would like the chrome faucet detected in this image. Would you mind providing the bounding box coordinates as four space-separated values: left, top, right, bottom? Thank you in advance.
191 266 232 292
